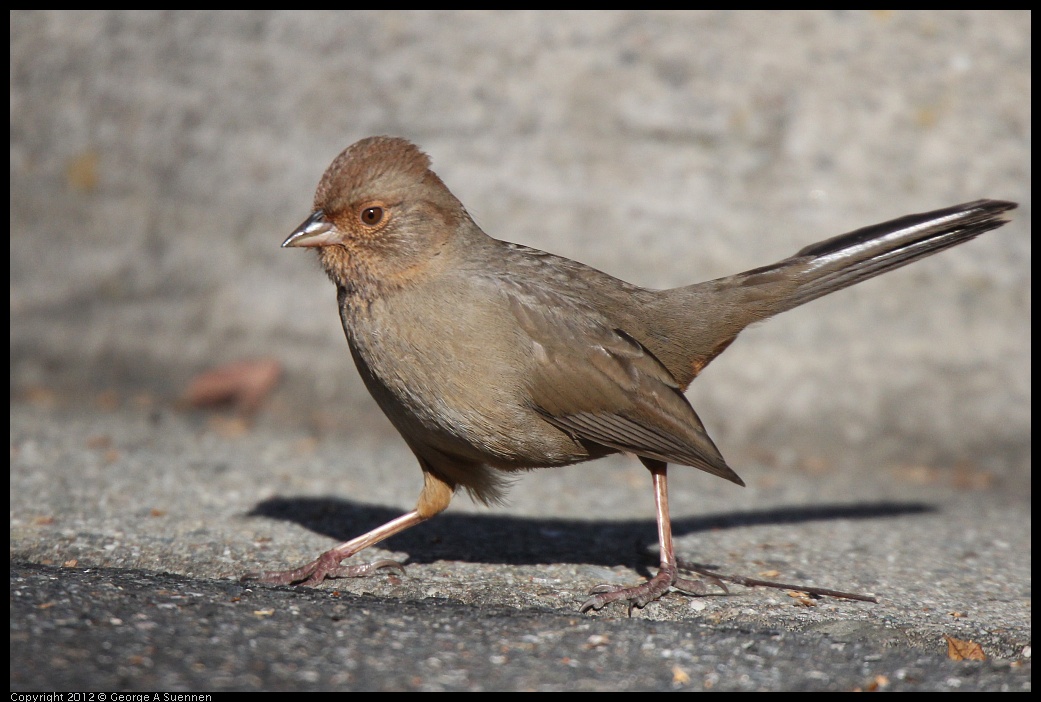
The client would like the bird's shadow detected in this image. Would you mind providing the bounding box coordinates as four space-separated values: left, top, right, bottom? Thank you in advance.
245 497 934 572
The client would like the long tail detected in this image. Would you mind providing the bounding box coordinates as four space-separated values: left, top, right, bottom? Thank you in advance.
648 199 1017 388
745 199 1017 313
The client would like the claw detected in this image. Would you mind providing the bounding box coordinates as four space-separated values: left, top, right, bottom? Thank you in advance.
580 563 679 615
243 551 405 587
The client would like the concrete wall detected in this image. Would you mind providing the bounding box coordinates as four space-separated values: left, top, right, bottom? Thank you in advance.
10 11 1030 481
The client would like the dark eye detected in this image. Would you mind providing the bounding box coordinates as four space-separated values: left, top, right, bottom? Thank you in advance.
360 206 384 226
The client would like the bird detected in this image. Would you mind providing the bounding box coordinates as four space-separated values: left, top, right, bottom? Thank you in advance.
248 135 1016 613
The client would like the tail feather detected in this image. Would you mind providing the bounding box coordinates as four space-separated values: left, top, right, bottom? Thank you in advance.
769 199 1016 312
646 199 1017 388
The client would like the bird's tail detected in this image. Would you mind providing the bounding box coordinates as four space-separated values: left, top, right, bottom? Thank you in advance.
743 199 1017 314
648 199 1017 388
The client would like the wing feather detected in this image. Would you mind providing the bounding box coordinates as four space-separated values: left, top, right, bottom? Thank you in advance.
506 287 744 486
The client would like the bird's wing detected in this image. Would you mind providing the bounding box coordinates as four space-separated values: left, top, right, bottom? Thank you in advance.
504 286 744 486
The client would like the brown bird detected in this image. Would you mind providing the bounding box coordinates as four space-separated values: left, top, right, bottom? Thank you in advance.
251 136 1016 613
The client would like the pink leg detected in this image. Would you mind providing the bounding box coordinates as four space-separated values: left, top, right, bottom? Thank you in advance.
581 459 724 614
244 510 426 586
245 467 457 587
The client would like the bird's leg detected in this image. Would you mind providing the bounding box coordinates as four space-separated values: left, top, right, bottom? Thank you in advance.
581 458 724 613
245 468 453 587
244 510 422 586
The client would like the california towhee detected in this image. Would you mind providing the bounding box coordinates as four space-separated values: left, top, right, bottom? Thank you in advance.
250 136 1016 613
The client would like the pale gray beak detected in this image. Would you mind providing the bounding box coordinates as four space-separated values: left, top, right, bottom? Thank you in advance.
282 210 338 248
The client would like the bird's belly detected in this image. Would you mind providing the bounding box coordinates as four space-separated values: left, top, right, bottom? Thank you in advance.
344 305 596 469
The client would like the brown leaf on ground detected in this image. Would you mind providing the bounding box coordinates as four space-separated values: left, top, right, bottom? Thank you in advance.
945 634 986 661
182 359 282 415
786 590 817 607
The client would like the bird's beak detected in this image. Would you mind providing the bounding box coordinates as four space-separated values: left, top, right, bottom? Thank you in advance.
282 210 339 248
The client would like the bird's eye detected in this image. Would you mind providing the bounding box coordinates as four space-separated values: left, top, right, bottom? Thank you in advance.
360 206 384 226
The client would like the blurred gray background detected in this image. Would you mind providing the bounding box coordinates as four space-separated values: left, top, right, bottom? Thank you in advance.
11 11 1030 482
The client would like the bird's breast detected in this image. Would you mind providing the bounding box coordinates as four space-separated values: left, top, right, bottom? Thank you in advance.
338 280 594 468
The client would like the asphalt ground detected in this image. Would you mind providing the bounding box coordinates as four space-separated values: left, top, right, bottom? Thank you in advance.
10 400 1031 691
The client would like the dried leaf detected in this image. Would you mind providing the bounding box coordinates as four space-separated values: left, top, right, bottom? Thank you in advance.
182 359 282 415
945 635 986 661
786 590 816 607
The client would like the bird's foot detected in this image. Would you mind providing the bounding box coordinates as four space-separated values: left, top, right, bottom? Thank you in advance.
243 549 404 587
580 563 727 615
581 563 678 615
